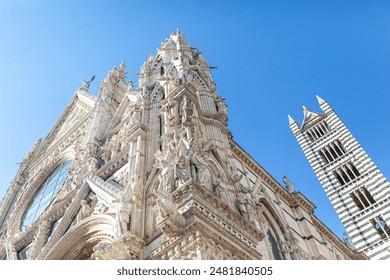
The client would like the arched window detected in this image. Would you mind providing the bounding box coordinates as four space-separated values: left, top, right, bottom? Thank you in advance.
260 204 290 260
20 160 73 230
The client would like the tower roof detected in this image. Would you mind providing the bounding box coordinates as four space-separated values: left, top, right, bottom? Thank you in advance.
301 106 325 129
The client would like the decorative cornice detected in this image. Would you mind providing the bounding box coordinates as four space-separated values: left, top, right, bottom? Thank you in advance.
149 226 259 260
86 174 122 198
230 140 314 211
311 217 368 260
172 181 264 249
97 144 130 179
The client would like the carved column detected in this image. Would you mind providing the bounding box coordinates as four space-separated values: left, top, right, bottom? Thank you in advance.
4 239 18 260
28 220 51 259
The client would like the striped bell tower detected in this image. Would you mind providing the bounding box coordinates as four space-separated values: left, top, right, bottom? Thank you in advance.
289 96 390 259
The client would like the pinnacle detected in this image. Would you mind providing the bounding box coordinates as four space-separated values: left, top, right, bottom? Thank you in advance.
288 114 297 125
316 95 326 104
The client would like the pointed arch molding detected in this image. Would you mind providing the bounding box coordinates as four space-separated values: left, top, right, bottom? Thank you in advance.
8 148 76 235
42 215 115 260
257 198 289 240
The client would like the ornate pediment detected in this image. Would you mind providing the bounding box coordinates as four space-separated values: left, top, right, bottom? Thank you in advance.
40 92 96 153
300 106 325 130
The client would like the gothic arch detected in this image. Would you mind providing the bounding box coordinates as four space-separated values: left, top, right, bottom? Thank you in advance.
43 214 115 260
11 148 76 233
257 198 289 236
145 168 161 196
189 70 209 92
256 199 289 260
150 83 165 102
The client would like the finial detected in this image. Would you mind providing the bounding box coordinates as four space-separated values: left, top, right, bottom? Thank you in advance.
316 95 326 104
288 114 296 125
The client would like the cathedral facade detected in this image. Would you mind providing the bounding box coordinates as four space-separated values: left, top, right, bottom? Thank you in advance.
289 97 390 260
0 32 366 260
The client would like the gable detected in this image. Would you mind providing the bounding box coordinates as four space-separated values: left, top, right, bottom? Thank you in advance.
301 107 325 130
39 91 97 153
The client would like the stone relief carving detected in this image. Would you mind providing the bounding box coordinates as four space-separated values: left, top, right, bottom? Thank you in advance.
236 185 256 223
155 192 186 238
91 242 135 260
91 232 143 260
159 231 239 260
94 202 109 214
0 31 367 261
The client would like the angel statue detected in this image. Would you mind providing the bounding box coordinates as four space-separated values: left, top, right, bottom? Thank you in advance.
81 75 95 91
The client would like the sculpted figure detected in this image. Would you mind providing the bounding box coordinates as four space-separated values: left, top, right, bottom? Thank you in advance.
282 176 295 193
215 96 228 120
119 60 127 80
236 185 255 223
153 150 175 195
175 154 190 186
166 98 179 122
130 105 142 123
180 96 195 129
81 75 95 91
77 200 92 222
212 174 222 199
127 80 134 91
113 185 133 237
191 151 212 191
343 232 355 250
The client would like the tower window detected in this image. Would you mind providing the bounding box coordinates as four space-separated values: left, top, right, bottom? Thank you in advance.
350 187 376 210
306 120 330 142
318 150 329 164
318 140 346 164
371 216 390 239
333 163 360 186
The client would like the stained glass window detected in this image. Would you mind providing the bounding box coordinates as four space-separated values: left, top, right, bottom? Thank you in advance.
20 160 72 230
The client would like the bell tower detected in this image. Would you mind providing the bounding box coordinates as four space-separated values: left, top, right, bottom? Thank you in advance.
289 96 390 259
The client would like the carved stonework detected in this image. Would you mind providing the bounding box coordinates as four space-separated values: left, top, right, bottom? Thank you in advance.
92 232 143 260
156 195 186 238
0 31 368 261
152 231 240 260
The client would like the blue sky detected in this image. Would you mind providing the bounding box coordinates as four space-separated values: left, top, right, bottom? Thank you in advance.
0 0 389 240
